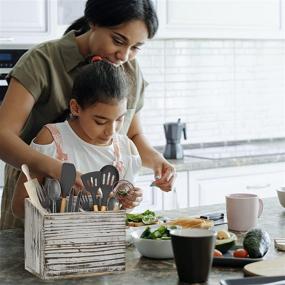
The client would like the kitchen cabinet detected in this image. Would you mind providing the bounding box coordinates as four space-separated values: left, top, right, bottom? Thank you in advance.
133 174 162 212
162 171 189 210
0 0 52 43
155 0 285 39
0 160 4 210
135 162 285 212
189 163 285 206
0 0 85 44
134 171 189 212
2 0 285 44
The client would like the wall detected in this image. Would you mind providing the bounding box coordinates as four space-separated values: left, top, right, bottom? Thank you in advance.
137 40 285 147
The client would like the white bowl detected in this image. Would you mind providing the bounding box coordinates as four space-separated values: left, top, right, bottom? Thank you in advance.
131 226 174 259
277 187 285 208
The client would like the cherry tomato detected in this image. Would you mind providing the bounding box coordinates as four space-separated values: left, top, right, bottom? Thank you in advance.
233 248 249 258
213 249 223 257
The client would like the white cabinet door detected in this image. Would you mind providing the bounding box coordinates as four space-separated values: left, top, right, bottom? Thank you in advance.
55 0 86 37
162 171 188 210
0 160 4 212
134 171 188 212
156 0 285 39
0 160 4 187
133 174 163 212
189 163 285 206
0 0 49 37
0 0 86 44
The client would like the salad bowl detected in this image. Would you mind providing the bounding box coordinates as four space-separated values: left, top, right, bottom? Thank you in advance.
131 225 176 259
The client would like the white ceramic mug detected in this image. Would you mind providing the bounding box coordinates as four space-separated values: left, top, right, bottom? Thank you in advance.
226 193 263 232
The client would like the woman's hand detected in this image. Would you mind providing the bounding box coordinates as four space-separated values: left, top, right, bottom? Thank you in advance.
127 115 176 193
120 187 143 209
151 155 176 192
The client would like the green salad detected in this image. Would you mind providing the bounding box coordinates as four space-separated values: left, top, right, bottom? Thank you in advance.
140 225 177 240
126 210 158 225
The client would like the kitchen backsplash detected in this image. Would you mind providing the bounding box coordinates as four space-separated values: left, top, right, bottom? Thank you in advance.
137 40 285 147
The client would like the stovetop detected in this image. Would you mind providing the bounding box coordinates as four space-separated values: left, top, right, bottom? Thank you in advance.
183 142 285 160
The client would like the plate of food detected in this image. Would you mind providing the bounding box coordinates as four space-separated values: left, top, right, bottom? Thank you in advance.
166 217 214 229
213 228 270 267
126 210 160 227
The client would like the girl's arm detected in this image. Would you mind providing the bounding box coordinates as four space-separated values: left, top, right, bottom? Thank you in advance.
127 113 176 192
0 78 63 179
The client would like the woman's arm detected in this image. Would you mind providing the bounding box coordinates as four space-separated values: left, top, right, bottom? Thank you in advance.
11 124 56 219
0 78 63 179
127 113 176 192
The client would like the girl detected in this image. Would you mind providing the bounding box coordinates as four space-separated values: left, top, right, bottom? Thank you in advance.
12 60 143 218
0 0 175 229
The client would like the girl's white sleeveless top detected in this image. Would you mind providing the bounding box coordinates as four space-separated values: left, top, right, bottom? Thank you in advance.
30 121 142 183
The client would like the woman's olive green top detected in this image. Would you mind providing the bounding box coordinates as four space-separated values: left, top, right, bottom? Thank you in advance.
0 31 147 229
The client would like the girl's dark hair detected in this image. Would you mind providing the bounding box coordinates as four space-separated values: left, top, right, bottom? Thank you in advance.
71 61 128 109
64 0 158 39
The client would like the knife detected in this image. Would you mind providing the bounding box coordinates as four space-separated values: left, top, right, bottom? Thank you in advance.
200 212 224 221
200 212 227 226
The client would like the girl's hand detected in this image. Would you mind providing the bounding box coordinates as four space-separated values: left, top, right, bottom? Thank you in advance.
151 155 176 192
120 187 143 209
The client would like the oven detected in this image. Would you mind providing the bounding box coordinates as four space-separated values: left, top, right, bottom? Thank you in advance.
0 44 33 101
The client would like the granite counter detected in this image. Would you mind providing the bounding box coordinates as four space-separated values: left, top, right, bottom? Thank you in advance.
0 197 285 285
140 139 285 175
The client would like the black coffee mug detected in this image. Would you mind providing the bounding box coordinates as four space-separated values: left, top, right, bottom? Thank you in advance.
171 228 216 284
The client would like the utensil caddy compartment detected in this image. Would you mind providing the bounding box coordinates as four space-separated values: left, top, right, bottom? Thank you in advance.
24 199 126 280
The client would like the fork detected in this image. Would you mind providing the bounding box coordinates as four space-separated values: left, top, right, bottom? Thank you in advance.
79 191 90 211
37 184 51 212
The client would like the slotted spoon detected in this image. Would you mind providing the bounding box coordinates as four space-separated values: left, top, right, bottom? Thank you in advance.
100 165 119 211
81 171 102 211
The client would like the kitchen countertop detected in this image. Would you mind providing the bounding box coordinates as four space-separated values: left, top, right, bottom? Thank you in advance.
0 197 284 285
140 138 285 175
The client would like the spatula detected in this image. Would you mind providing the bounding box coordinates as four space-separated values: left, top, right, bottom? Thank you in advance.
81 171 102 211
59 163 76 213
100 165 119 211
21 164 47 212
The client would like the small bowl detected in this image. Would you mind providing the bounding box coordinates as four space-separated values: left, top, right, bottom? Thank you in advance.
131 226 174 259
277 187 285 208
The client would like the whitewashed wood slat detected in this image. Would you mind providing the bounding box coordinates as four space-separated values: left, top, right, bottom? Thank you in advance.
45 237 125 246
45 253 126 265
45 265 126 278
43 222 125 230
45 247 125 258
46 258 125 271
44 230 125 239
44 211 125 220
44 241 124 250
24 199 126 280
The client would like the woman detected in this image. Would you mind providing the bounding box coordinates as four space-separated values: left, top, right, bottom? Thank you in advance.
0 0 176 229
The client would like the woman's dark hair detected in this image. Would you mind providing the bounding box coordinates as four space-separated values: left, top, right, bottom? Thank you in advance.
71 61 129 109
64 0 158 39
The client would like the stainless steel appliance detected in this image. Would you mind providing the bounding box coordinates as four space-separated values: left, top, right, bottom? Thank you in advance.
163 118 187 159
0 44 32 101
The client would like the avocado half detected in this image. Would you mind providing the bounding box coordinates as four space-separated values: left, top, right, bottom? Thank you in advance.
215 232 237 254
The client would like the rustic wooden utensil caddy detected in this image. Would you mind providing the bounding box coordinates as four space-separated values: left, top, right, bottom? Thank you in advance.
24 198 126 280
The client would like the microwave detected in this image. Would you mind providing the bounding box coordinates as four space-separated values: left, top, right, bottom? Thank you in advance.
0 44 33 101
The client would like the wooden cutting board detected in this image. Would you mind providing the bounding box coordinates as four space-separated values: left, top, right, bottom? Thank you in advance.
244 256 285 276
